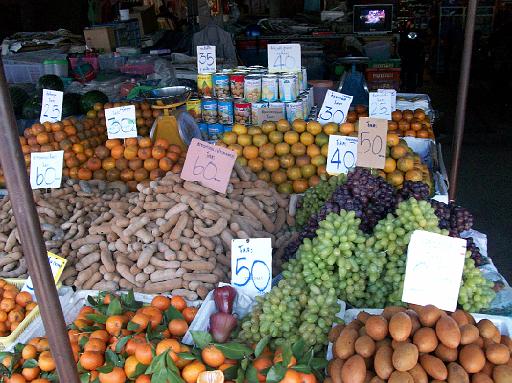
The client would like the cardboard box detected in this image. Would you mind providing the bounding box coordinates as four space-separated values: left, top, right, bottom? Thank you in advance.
130 6 158 36
83 27 116 53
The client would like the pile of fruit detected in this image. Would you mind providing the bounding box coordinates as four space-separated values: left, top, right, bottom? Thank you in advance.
327 304 512 383
0 280 35 337
387 108 435 139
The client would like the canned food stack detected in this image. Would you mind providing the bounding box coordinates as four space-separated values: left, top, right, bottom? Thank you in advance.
188 66 313 142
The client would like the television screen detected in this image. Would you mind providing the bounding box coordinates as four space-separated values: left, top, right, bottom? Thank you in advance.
354 4 393 34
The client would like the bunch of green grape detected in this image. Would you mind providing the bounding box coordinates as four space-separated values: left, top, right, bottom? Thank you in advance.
459 252 496 312
295 174 346 228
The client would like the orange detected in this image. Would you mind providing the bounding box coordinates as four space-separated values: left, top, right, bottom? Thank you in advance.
38 351 56 372
135 375 151 383
106 315 126 336
7 374 26 383
268 131 284 144
306 121 322 135
79 351 104 371
130 313 150 333
228 144 243 157
197 370 224 383
280 369 301 383
168 318 188 337
248 158 264 173
143 158 159 172
182 307 198 323
306 144 320 158
387 133 400 146
140 306 163 328
175 344 193 369
124 145 139 160
284 131 299 145
99 366 127 383
201 345 225 368
259 144 276 160
339 122 355 135
383 158 396 173
0 298 15 312
299 372 318 383
273 351 297 367
138 137 152 148
242 145 259 160
154 138 170 150
138 147 152 160
111 145 124 160
156 338 181 361
322 122 338 135
84 338 107 353
253 357 273 382
170 296 187 312
125 334 147 356
135 343 153 365
159 157 174 172
22 366 40 381
124 355 144 378
8 310 24 323
181 360 207 383
31 380 51 383
290 143 306 157
299 132 314 146
152 146 166 160
90 329 110 342
15 292 32 308
22 344 37 360
275 142 290 156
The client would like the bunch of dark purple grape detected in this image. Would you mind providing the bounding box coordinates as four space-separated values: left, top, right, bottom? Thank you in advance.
466 237 488 266
431 200 474 236
397 181 431 202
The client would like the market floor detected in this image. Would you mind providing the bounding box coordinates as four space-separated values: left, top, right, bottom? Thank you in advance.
423 78 512 283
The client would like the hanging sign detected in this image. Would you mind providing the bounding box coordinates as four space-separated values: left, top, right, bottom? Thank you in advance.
317 90 353 124
356 117 387 169
30 150 64 189
197 45 217 73
326 135 358 175
105 105 137 139
22 252 67 299
40 89 63 123
369 92 392 120
268 44 301 73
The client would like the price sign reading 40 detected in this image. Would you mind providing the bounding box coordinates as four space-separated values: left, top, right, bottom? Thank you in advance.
231 238 272 298
197 45 216 73
326 135 358 175
30 150 64 189
40 89 63 123
268 44 301 73
105 105 137 139
317 90 353 124
356 117 388 170
181 138 236 194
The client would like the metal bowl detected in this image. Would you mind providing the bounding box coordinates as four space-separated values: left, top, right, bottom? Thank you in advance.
143 86 192 106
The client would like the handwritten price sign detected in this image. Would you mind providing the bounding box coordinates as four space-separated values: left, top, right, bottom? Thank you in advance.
197 45 216 73
30 150 64 189
326 135 358 175
268 44 301 73
256 107 285 125
40 89 63 123
181 138 236 194
317 90 353 124
356 117 388 169
105 105 137 139
231 238 272 298
369 92 392 120
378 89 397 111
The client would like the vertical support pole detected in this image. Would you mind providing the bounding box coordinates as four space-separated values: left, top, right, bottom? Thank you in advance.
449 0 479 202
0 63 79 381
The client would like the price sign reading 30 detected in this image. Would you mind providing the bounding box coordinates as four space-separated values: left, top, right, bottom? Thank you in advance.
105 105 137 139
326 135 358 175
231 238 272 298
40 89 63 123
30 150 64 189
317 90 353 124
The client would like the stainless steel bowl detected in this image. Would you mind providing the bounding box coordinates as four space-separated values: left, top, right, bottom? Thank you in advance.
143 86 192 106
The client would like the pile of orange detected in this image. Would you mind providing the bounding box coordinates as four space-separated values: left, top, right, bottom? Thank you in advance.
387 109 434 139
0 279 35 338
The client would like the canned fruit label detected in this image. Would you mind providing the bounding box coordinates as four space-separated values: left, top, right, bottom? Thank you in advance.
218 99 234 125
285 101 304 123
230 74 245 98
201 99 218 124
244 76 262 103
234 101 251 125
197 73 213 97
186 99 202 121
279 76 296 102
262 76 279 102
207 123 224 141
251 102 268 123
213 73 230 98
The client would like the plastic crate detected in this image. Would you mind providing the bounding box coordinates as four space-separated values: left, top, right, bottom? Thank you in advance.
366 80 400 91
368 59 401 69
3 62 44 84
365 68 401 82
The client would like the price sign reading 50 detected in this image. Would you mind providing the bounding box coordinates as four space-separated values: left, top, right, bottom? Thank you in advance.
231 238 272 298
30 150 64 189
356 117 388 170
40 89 63 123
326 135 358 175
105 105 137 139
317 90 353 124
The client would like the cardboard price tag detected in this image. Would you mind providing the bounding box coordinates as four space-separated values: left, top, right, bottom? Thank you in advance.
40 89 63 123
105 105 137 139
369 92 392 120
326 135 358 175
356 117 387 169
378 89 397 111
231 238 272 298
30 150 64 189
22 252 67 300
256 107 285 125
181 138 236 194
197 45 216 73
317 90 353 124
402 230 467 312
268 44 301 73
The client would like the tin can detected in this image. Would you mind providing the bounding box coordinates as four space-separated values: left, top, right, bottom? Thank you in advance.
269 101 285 116
197 73 213 97
186 98 202 122
301 67 308 91
223 125 233 133
234 100 251 125
285 101 304 123
207 123 224 141
244 74 262 103
251 102 268 124
297 71 303 92
201 98 218 123
279 74 297 102
299 96 309 119
198 122 209 140
230 73 245 99
213 73 230 98
307 87 314 111
218 98 234 125
290 72 300 97
261 75 279 102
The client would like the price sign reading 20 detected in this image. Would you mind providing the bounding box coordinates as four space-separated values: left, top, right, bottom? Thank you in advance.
231 238 272 298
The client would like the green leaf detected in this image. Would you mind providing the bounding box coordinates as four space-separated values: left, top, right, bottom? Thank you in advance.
22 359 38 368
292 364 312 373
0 352 10 362
177 352 197 361
79 335 89 349
106 297 123 316
167 369 186 383
105 349 120 366
246 364 259 383
281 344 292 367
165 352 181 375
122 290 143 311
86 313 107 324
146 352 166 375
80 372 91 383
14 343 24 354
115 335 131 353
310 357 328 371
87 295 98 307
292 339 305 359
254 335 271 358
96 363 114 373
128 321 141 332
266 364 287 383
134 362 148 377
190 331 213 349
235 366 246 383
214 342 253 360
241 358 249 370
164 306 185 322
40 371 59 382
151 369 169 383
223 365 238 380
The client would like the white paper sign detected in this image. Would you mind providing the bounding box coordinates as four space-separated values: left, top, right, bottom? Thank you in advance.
369 92 392 120
402 230 467 312
40 89 63 123
326 135 358 175
317 90 353 124
22 252 67 300
197 45 216 73
268 44 301 73
30 150 64 189
231 238 272 298
105 105 137 139
378 89 397 111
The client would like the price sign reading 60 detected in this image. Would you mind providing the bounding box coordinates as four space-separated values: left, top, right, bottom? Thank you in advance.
30 150 64 189
105 105 137 139
231 238 272 298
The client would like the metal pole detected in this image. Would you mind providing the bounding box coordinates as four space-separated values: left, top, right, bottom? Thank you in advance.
0 63 79 381
449 0 479 201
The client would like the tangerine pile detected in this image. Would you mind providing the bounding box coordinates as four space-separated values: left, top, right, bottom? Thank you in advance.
0 279 36 338
387 108 434 139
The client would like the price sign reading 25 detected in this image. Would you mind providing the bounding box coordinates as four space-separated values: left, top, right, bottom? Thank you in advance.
40 89 63 123
105 105 137 139
231 238 272 298
356 117 388 170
